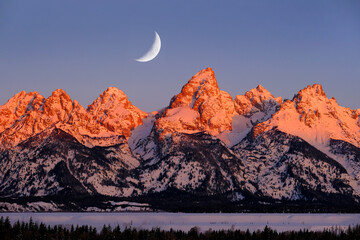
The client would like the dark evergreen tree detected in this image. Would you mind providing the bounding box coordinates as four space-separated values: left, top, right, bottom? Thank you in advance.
0 217 359 240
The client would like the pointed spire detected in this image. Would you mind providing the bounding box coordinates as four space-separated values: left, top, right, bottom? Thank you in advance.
171 68 220 109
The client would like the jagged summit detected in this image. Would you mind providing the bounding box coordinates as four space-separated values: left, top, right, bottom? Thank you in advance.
88 87 148 137
88 87 131 111
234 84 281 116
170 67 220 109
294 84 327 104
104 86 127 94
50 88 70 96
185 67 217 87
89 87 128 106
156 68 235 136
256 84 265 91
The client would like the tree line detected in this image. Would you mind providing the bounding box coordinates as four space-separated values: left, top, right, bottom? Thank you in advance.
0 216 360 240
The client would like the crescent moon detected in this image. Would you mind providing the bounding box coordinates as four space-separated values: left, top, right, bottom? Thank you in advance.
135 31 161 62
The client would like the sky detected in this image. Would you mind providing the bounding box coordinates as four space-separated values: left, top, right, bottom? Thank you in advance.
0 0 359 111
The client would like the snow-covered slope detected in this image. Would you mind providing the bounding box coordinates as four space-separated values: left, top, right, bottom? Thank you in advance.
135 132 245 195
0 128 139 197
232 129 356 202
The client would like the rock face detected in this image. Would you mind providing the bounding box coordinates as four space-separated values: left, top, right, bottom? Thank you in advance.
1 68 360 211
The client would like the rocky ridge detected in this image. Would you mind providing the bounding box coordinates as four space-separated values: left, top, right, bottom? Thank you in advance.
1 68 360 211
0 87 147 150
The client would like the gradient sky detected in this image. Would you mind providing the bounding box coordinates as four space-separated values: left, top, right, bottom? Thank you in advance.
1 0 359 111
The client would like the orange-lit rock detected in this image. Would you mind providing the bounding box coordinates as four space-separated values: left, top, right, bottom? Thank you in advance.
259 84 360 148
234 84 282 116
0 87 147 150
88 87 148 137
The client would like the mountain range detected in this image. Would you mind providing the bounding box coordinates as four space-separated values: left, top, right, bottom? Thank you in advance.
1 67 360 212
